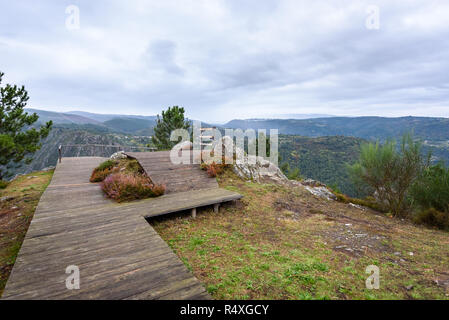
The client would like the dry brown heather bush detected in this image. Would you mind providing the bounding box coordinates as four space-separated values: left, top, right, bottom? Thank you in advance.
100 173 165 202
200 162 227 177
90 159 165 202
200 151 233 178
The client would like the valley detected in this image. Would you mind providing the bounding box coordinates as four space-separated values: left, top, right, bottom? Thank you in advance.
4 109 449 199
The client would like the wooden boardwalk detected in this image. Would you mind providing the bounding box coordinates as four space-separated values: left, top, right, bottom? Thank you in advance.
2 157 211 300
126 151 218 193
126 151 242 218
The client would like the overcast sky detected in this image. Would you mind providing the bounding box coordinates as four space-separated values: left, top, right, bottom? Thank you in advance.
1 1 448 122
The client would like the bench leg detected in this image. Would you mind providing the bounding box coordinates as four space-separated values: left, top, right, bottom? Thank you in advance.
191 208 197 218
213 203 220 213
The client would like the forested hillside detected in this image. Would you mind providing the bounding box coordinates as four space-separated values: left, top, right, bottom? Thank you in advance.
226 116 449 165
226 116 449 141
279 135 365 196
5 110 448 198
103 117 155 135
2 124 152 180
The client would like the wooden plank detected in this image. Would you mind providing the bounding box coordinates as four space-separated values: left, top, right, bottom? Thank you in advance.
126 151 219 193
3 153 243 300
1 157 210 300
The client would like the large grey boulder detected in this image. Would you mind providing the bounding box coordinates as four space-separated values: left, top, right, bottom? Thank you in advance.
110 151 128 160
233 154 288 183
304 186 337 201
215 136 288 183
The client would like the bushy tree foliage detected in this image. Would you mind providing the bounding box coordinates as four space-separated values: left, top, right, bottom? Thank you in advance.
152 106 190 150
0 72 52 180
280 162 302 181
410 163 449 213
348 134 425 217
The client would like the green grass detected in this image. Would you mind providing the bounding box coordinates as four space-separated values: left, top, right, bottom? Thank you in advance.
151 168 449 300
0 170 53 297
0 180 8 189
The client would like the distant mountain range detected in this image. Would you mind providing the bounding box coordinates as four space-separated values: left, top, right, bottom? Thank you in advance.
26 108 157 135
224 117 449 188
66 111 157 123
7 109 448 194
245 113 336 120
224 116 449 141
30 108 449 143
25 108 104 125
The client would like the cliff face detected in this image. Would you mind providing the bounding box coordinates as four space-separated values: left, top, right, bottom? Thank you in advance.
3 126 151 180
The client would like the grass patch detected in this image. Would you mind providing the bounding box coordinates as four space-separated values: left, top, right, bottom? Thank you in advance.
151 167 449 300
90 160 116 182
0 180 8 189
333 191 387 213
90 159 146 183
0 170 53 297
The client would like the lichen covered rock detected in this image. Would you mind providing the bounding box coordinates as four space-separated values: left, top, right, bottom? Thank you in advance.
110 151 128 160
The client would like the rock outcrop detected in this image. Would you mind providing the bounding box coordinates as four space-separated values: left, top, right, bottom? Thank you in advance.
304 185 337 201
222 136 288 183
232 155 288 183
110 151 128 160
173 137 337 200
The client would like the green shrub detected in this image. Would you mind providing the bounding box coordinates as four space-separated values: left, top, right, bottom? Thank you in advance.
90 167 114 183
90 160 118 183
348 134 425 217
125 159 143 174
409 163 449 213
333 190 386 213
413 208 449 230
0 180 8 189
96 160 116 171
350 196 387 213
90 159 149 183
287 168 301 181
280 162 302 181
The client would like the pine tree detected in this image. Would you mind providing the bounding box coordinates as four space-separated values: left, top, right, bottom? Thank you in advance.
152 106 190 150
0 71 53 180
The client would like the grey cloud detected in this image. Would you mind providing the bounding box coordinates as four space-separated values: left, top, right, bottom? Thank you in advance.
146 40 184 75
0 0 449 122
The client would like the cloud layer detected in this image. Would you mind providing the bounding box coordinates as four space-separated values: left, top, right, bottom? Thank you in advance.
1 0 448 122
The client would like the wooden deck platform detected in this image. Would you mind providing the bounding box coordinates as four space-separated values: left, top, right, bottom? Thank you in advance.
126 151 242 218
2 157 213 300
126 151 218 193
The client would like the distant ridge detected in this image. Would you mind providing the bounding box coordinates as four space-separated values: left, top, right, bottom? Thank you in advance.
260 113 336 120
25 108 157 135
25 108 104 125
224 116 449 141
67 111 157 122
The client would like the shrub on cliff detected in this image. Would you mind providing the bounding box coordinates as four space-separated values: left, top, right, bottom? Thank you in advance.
348 134 425 217
409 163 449 213
101 173 165 202
90 160 117 182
